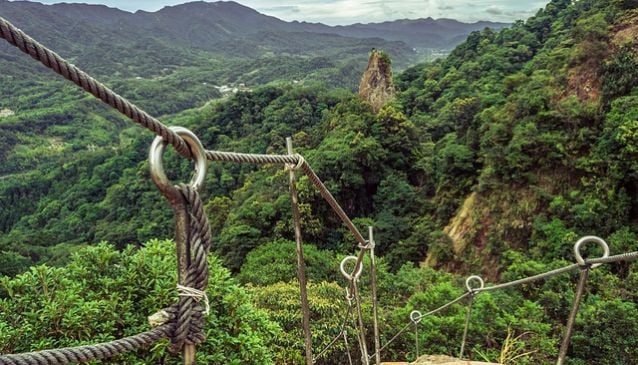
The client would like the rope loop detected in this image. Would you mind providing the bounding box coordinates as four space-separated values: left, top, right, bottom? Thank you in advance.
465 275 484 295
340 256 364 282
285 153 305 171
358 239 374 250
573 236 610 269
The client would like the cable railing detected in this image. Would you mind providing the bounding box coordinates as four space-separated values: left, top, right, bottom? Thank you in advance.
374 236 638 365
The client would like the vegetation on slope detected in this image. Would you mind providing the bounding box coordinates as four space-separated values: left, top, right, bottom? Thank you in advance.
1 0 638 364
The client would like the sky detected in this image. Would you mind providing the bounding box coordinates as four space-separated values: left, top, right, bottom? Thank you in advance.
27 0 550 25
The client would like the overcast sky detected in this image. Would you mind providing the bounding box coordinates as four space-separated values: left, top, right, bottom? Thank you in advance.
28 0 550 25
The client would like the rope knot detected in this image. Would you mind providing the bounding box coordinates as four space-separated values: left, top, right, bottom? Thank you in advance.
177 284 210 316
358 239 374 250
285 153 305 171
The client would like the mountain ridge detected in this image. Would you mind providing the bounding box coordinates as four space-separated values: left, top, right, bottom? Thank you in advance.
1 0 509 50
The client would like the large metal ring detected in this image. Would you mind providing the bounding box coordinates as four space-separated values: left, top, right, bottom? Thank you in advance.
149 126 207 199
410 310 422 324
340 256 364 281
465 275 484 293
574 235 610 269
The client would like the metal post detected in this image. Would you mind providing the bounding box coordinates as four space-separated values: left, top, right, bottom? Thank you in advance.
369 226 382 365
557 269 589 365
414 321 419 360
459 295 474 359
286 137 313 365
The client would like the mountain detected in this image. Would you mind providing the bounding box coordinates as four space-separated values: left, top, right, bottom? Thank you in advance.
0 1 508 64
2 0 638 363
294 17 509 49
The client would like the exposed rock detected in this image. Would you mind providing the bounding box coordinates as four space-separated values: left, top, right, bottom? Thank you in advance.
359 49 395 112
0 108 15 118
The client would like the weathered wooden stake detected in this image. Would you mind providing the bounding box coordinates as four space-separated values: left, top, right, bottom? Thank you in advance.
173 195 196 365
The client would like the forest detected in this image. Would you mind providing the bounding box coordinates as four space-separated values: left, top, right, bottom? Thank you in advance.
1 0 638 364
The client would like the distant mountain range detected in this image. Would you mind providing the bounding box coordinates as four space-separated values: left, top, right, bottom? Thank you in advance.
0 1 508 56
0 0 510 111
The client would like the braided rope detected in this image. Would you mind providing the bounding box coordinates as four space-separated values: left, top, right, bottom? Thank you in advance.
205 150 298 165
0 185 213 364
168 184 212 353
0 16 192 159
206 150 369 249
0 325 173 365
0 15 365 251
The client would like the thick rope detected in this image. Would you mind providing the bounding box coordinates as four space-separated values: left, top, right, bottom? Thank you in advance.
0 185 215 364
0 17 192 159
0 16 364 249
169 184 212 353
0 325 173 365
206 150 298 165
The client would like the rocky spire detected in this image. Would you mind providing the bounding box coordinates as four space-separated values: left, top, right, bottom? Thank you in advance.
358 49 395 113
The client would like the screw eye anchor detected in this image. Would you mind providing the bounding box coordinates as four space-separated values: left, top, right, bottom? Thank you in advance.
573 236 610 269
465 275 484 293
340 256 364 281
410 310 422 324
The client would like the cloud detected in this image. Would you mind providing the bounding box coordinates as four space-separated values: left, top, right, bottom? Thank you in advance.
485 6 503 15
258 5 300 13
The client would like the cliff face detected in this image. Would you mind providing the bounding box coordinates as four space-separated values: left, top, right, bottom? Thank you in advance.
358 50 395 112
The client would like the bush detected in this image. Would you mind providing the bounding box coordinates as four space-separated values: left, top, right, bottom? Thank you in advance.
0 240 278 364
237 239 337 286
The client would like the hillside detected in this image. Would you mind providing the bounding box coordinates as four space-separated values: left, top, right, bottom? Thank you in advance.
1 0 638 364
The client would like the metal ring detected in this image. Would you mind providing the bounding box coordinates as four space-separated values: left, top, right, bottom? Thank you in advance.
574 236 610 269
340 256 364 281
149 126 207 198
410 310 422 324
465 275 484 293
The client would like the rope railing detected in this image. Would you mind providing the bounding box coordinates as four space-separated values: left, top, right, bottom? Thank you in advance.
0 15 373 365
3 14 638 365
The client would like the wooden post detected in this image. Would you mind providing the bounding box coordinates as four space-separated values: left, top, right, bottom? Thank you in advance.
287 137 313 365
172 195 196 365
369 226 381 365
